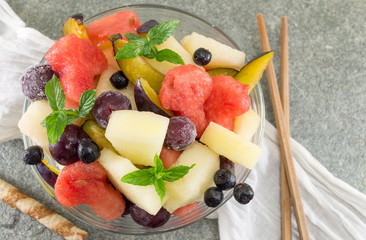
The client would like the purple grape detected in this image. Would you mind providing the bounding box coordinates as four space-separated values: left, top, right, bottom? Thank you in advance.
36 162 58 188
92 91 132 128
21 64 54 101
164 116 197 151
219 155 235 173
137 20 159 33
49 124 89 165
130 205 170 228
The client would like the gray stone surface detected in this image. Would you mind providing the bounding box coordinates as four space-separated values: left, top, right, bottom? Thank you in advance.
1 0 365 239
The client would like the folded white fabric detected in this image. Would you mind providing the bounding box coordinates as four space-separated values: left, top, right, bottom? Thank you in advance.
0 1 365 239
0 0 53 142
213 121 366 240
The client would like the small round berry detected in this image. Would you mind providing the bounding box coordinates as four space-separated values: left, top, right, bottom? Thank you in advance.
77 139 101 164
204 187 223 207
234 183 254 204
193 48 212 66
214 169 236 190
110 71 129 89
23 146 44 165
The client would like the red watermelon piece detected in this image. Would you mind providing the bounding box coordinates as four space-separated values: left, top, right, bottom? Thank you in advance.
204 75 251 130
159 64 213 136
159 147 181 169
45 34 107 108
54 161 125 221
86 11 141 49
173 202 198 216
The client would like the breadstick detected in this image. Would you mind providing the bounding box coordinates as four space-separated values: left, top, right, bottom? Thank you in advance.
0 178 87 240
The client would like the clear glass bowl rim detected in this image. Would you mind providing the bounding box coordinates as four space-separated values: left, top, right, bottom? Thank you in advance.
22 4 265 235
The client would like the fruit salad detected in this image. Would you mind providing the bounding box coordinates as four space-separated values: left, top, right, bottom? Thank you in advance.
18 10 273 228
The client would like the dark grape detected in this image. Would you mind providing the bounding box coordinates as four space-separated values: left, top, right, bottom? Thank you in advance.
219 156 235 173
204 187 223 207
92 91 132 128
122 196 132 216
36 162 58 188
110 71 129 90
214 169 236 190
21 64 54 101
137 20 159 33
193 48 212 66
23 145 44 165
130 205 170 228
77 139 100 164
234 183 254 204
164 116 197 151
49 124 89 165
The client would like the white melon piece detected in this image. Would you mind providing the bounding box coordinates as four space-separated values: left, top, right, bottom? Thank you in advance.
200 122 261 169
18 100 52 156
98 149 164 215
233 109 260 141
105 110 169 166
181 32 246 70
144 36 197 74
96 65 137 110
102 47 120 70
164 141 219 213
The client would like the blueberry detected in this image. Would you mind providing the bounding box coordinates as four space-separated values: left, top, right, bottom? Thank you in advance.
214 169 236 190
23 146 44 165
204 187 223 207
234 183 254 204
110 71 129 90
193 48 212 66
137 20 159 33
77 139 101 164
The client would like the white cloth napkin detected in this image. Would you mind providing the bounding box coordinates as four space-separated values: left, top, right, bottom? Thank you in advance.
1 1 365 239
0 0 53 142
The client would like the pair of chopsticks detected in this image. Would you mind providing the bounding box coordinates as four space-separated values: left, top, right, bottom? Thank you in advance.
256 14 310 240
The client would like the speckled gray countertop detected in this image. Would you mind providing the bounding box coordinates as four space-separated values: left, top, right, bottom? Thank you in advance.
1 0 365 239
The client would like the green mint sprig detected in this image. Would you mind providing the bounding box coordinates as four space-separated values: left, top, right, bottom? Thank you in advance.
41 75 96 144
121 154 195 202
115 20 185 65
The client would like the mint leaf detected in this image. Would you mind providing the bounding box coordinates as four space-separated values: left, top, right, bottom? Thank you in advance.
124 33 144 41
120 154 195 203
153 178 166 202
162 164 195 182
154 154 164 173
43 111 67 144
115 39 148 59
114 20 184 65
42 76 96 144
78 89 96 118
121 168 155 186
156 49 185 65
45 75 65 111
147 20 179 45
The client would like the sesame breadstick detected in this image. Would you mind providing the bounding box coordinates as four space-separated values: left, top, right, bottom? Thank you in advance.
0 178 87 240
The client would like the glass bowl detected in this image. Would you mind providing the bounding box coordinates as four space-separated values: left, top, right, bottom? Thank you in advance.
22 4 265 235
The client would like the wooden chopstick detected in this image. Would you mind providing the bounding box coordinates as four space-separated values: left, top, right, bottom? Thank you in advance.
0 178 87 240
256 14 310 240
279 16 292 240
